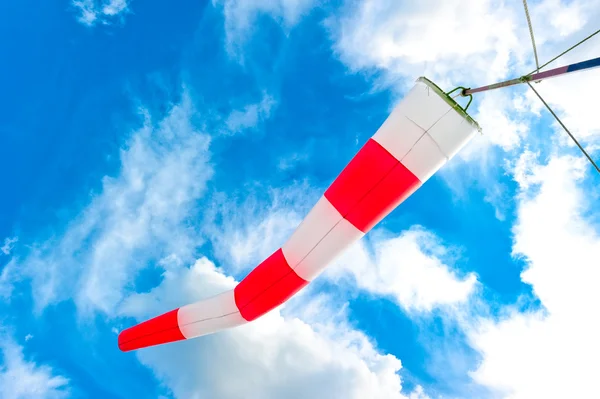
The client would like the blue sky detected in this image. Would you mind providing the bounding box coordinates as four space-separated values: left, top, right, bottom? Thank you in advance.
1 0 599 398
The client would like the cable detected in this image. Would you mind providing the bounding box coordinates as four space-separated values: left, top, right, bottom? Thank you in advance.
522 0 540 73
526 27 600 76
526 81 600 175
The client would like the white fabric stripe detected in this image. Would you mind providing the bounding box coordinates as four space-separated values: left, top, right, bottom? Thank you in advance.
393 82 451 132
292 216 364 281
282 196 343 270
178 290 246 339
282 196 364 282
372 111 425 162
427 108 478 160
401 132 447 183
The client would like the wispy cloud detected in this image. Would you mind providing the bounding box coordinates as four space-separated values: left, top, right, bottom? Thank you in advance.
203 181 319 273
1 237 18 256
0 258 17 299
10 94 214 315
0 330 69 399
277 151 309 171
224 92 276 135
72 0 129 26
214 0 317 57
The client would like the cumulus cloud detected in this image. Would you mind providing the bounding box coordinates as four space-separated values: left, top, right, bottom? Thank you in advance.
0 331 69 399
329 0 525 89
119 256 427 399
72 0 129 26
461 90 530 159
8 94 213 315
467 152 600 398
327 227 478 313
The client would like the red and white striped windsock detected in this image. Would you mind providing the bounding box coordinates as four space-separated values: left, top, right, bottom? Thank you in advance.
118 77 481 352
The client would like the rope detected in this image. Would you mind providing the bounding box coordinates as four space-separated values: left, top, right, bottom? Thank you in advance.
526 81 600 175
526 27 600 76
522 0 540 73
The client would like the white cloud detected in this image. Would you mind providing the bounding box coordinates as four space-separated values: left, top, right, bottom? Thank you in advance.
0 331 69 399
528 0 588 42
72 0 129 26
8 94 214 316
467 152 600 398
119 256 428 399
224 92 276 134
328 227 478 313
329 0 525 89
203 181 319 273
1 237 18 255
462 91 530 159
0 258 17 299
214 0 317 56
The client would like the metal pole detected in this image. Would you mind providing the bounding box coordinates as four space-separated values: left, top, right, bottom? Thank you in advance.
462 56 600 96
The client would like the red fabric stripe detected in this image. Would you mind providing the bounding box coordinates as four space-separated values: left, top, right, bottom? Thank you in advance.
345 162 421 232
324 139 398 217
118 309 185 352
234 248 308 321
